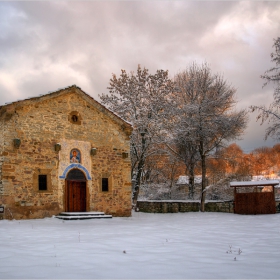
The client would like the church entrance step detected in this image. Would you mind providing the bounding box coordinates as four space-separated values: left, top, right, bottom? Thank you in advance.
56 211 112 220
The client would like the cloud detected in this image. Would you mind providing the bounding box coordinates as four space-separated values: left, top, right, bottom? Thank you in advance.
0 1 280 151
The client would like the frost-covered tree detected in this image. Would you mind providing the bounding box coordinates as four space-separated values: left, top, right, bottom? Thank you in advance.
251 37 280 139
142 149 185 199
170 62 248 211
99 65 175 205
166 132 200 199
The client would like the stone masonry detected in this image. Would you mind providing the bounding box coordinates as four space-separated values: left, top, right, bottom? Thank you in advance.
137 200 234 213
0 85 132 219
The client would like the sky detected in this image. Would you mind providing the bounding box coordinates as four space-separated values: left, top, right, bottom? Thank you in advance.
0 1 280 153
0 212 280 279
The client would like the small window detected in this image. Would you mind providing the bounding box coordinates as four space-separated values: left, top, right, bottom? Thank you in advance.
69 111 82 125
102 178 109 192
38 175 47 191
33 169 52 193
72 115 78 122
99 173 112 193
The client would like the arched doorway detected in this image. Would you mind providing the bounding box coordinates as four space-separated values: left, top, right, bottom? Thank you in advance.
65 169 87 212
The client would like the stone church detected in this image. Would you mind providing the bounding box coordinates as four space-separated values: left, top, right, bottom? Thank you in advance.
0 85 132 219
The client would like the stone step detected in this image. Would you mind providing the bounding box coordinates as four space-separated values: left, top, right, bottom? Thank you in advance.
55 211 112 220
58 211 106 216
56 215 112 220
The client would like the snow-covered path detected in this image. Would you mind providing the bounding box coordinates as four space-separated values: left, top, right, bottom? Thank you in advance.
0 212 279 279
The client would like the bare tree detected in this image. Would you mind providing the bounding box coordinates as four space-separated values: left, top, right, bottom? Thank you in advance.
171 62 248 211
251 37 280 139
99 65 175 205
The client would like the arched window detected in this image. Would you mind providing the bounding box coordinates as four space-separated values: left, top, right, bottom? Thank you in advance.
66 169 86 181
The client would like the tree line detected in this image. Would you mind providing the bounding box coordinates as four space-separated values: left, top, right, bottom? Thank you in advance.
207 143 280 182
134 142 280 200
100 36 280 212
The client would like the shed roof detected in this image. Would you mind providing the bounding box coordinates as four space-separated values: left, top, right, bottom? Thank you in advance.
230 180 279 187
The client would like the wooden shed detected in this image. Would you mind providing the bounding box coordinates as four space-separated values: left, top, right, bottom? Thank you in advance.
230 180 278 214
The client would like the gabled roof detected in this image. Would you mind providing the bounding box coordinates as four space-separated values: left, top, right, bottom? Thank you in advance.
0 85 132 134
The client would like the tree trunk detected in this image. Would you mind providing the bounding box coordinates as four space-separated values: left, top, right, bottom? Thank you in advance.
132 134 146 206
132 169 142 205
132 157 145 205
189 169 195 199
185 155 196 199
200 153 207 212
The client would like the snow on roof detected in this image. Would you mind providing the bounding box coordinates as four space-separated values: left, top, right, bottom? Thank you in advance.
230 180 279 187
177 175 202 184
177 176 188 184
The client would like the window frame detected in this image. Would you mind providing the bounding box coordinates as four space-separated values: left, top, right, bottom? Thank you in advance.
68 111 82 125
33 169 52 193
100 173 112 193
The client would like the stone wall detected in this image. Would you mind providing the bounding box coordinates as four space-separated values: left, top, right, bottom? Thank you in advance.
137 200 280 214
137 200 234 213
0 86 132 219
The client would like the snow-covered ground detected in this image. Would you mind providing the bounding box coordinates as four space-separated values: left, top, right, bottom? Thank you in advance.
0 212 280 279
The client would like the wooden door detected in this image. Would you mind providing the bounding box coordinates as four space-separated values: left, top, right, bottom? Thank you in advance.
67 181 86 212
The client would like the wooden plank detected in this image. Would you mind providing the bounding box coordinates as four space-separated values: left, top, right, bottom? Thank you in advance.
80 182 86 212
235 192 276 214
68 181 74 212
